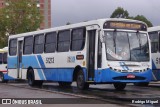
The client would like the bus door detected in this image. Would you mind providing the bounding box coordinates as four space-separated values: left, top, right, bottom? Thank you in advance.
17 40 23 78
87 30 96 81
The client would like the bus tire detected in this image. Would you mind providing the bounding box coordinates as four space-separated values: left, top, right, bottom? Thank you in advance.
113 83 126 91
58 82 72 87
134 82 149 86
27 69 36 86
76 70 89 90
0 73 5 83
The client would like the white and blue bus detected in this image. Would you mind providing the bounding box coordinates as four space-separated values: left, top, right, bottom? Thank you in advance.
6 18 152 90
0 47 8 82
148 26 160 81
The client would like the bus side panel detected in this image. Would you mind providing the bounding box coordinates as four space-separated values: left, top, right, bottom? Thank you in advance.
7 56 18 79
152 70 160 81
22 55 76 82
94 68 152 83
42 68 73 82
22 55 46 80
151 53 160 81
21 69 27 79
0 64 7 72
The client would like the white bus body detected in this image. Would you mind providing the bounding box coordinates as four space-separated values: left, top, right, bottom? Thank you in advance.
0 47 8 82
7 18 152 90
148 26 160 81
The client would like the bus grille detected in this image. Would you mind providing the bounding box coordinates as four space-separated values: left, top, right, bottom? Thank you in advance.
113 76 145 80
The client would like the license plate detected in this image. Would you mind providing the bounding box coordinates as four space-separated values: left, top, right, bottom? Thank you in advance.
127 74 135 78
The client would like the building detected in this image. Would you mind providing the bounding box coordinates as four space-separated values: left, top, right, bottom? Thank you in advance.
0 0 5 8
37 0 51 29
0 0 51 29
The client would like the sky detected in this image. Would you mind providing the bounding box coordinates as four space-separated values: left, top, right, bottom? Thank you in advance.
51 0 160 27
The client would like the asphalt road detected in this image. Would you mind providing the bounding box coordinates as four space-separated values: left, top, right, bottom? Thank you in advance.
1 81 160 107
0 82 121 107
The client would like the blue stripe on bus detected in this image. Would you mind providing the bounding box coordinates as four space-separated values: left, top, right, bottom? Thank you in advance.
36 55 74 81
152 60 157 69
119 62 129 70
152 70 160 81
37 55 46 68
35 55 45 80
8 56 45 80
4 73 15 80
94 68 152 83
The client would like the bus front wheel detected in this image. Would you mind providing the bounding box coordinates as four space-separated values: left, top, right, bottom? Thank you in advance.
113 83 126 91
76 70 89 90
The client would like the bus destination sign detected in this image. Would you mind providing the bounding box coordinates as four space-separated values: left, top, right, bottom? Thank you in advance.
103 21 147 31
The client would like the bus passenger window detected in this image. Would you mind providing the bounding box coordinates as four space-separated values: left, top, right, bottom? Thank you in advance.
9 39 17 56
34 34 45 54
57 30 70 52
45 32 57 53
71 28 86 51
149 32 159 53
24 36 33 55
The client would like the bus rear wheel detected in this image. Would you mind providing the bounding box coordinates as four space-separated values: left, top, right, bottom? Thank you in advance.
113 83 126 91
27 69 36 86
76 70 89 90
58 82 72 87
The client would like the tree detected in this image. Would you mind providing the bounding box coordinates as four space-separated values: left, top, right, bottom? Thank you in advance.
66 22 71 25
134 15 153 27
0 0 43 47
110 7 153 27
0 10 8 48
110 7 129 18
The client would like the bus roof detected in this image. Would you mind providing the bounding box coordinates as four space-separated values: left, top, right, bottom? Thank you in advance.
0 49 7 53
0 47 8 53
2 47 8 51
9 18 147 39
148 26 160 32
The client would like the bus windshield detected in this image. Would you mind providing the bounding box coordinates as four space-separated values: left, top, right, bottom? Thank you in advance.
105 31 149 61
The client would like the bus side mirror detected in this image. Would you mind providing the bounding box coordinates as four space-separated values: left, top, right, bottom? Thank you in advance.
6 66 7 69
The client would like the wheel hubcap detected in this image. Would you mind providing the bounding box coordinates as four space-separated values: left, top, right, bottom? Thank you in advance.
28 75 32 85
78 75 84 87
